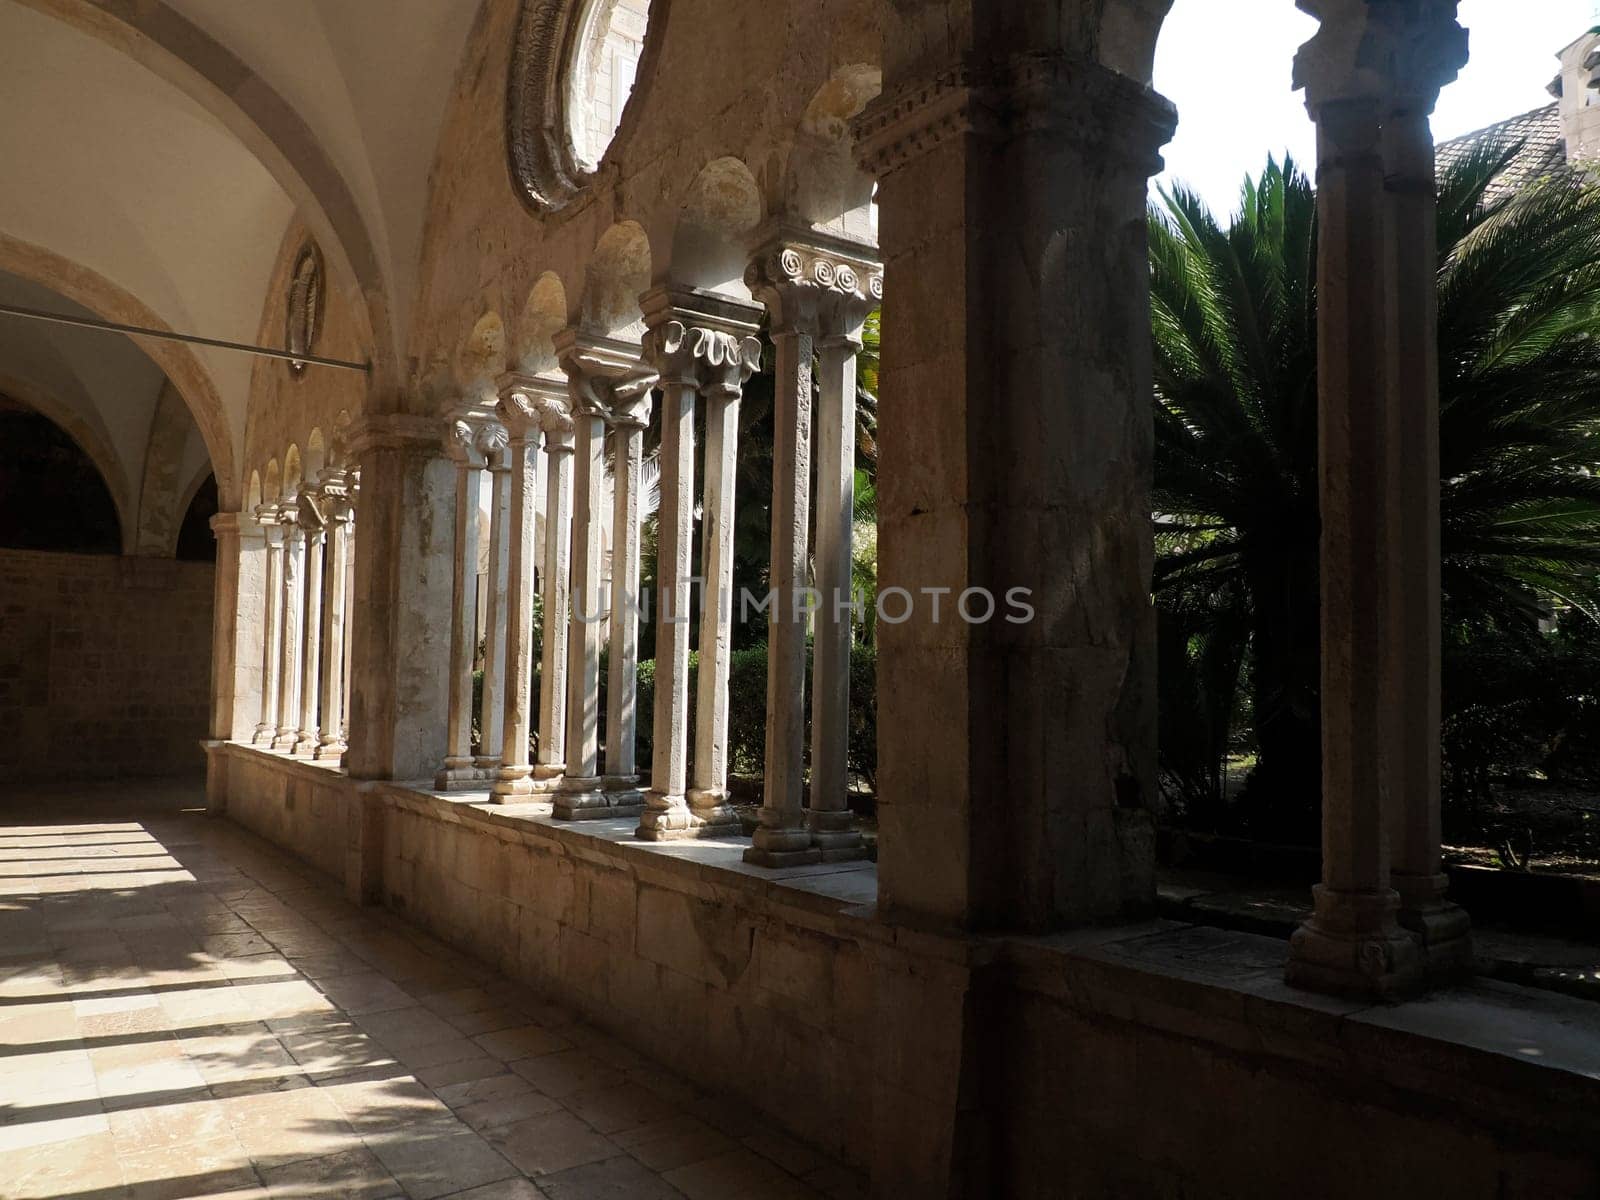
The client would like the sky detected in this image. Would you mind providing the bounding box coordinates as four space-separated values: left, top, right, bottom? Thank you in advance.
1153 0 1598 214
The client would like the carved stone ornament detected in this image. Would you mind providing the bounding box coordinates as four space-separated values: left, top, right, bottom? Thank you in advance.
746 244 883 338
505 0 664 213
285 242 324 375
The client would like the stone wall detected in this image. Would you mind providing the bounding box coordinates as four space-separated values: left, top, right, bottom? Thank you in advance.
0 549 213 780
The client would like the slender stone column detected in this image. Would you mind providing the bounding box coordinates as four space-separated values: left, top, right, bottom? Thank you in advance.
207 512 265 747
273 512 305 751
340 478 357 758
253 508 285 745
1384 11 1472 981
489 378 557 800
689 318 762 827
1285 2 1462 997
477 430 512 774
554 374 610 817
437 420 488 790
294 491 326 756
316 475 354 762
810 275 878 860
748 248 825 866
535 407 576 788
603 375 655 795
637 321 700 839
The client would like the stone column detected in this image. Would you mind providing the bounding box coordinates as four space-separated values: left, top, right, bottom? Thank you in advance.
316 474 354 762
343 418 455 784
535 404 576 788
489 379 555 800
689 311 762 829
477 429 512 774
340 478 357 756
851 52 1174 925
437 420 488 790
748 247 824 866
554 370 610 817
294 490 326 756
209 511 266 743
1384 5 1473 981
273 510 305 751
809 271 879 860
253 508 284 745
603 375 654 795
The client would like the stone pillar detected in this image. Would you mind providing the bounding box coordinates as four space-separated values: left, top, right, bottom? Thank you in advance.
316 474 354 762
437 420 488 790
208 511 265 743
747 248 823 866
344 417 455 783
851 50 1174 926
809 268 879 861
689 307 762 828
1384 17 1473 983
536 405 576 788
635 288 758 841
294 492 326 756
273 511 305 751
477 429 512 773
604 374 655 794
489 376 562 800
342 482 357 752
253 509 284 745
554 373 610 816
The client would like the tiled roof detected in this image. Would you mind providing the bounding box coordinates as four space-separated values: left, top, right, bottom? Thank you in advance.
1435 102 1568 203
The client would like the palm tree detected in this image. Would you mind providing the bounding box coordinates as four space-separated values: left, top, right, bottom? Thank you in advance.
1150 147 1600 838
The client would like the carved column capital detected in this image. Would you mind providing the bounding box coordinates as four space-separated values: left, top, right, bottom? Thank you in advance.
495 371 568 440
747 237 882 344
638 284 764 388
1294 0 1467 115
610 367 658 428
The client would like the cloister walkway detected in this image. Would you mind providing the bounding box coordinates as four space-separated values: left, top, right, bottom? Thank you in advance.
0 782 862 1200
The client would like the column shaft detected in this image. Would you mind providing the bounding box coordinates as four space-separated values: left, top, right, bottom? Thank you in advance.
316 509 352 761
491 427 540 799
555 408 608 814
690 384 740 816
809 333 865 857
749 326 819 865
295 523 325 754
606 420 645 786
438 457 484 788
536 430 575 782
254 524 284 744
478 458 512 769
274 524 305 750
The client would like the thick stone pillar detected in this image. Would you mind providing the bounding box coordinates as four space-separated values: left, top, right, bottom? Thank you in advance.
1383 14 1473 983
253 509 285 745
208 511 265 743
690 305 763 827
852 50 1174 925
810 266 879 861
316 473 354 762
273 513 305 751
747 249 823 866
477 431 512 773
636 288 756 841
604 375 655 794
344 417 455 783
536 406 576 788
437 420 488 790
294 493 326 756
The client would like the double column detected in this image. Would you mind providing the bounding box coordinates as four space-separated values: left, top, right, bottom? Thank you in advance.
253 506 286 745
745 240 877 868
272 506 305 751
436 416 511 791
1287 0 1470 996
294 486 327 756
636 287 762 841
315 471 355 762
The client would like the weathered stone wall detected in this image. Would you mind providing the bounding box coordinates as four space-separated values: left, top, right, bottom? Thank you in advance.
220 748 349 882
0 549 213 780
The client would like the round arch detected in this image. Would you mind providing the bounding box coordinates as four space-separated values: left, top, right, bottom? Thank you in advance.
0 370 133 543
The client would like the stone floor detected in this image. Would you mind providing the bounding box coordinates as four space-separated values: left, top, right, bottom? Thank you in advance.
0 782 864 1200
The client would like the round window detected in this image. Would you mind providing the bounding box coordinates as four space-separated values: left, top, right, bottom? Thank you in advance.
565 0 654 173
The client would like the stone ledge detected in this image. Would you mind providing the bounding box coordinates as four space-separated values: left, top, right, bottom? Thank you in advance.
211 740 346 784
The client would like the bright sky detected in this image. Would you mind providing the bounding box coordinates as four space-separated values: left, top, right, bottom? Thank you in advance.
1153 0 1598 214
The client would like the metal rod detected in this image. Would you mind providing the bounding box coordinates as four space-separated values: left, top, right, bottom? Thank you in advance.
0 302 371 374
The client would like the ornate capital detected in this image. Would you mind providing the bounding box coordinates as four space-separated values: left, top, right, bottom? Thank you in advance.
639 285 764 390
446 419 488 470
495 370 568 442
853 54 1176 179
747 238 882 341
1294 0 1467 114
610 366 658 428
476 421 510 469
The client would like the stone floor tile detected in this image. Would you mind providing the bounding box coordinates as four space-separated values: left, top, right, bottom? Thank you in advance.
107 1090 234 1154
3 1129 126 1199
120 1131 260 1200
355 1004 462 1051
314 970 416 1016
619 1118 739 1174
318 1072 454 1132
484 1110 620 1177
537 1154 688 1199
447 1005 534 1038
222 1082 356 1166
474 1023 571 1062
454 1086 566 1134
259 1145 401 1199
365 1123 520 1200
441 1179 549 1200
661 1148 797 1200
509 1050 625 1100
800 1163 870 1200
563 1082 675 1135
740 1129 828 1177
415 1054 513 1090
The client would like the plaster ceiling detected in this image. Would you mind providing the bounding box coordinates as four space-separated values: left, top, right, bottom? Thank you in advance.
0 0 295 487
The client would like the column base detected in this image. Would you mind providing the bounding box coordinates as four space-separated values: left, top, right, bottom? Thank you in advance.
636 792 742 841
1395 872 1474 984
808 810 867 862
435 760 489 791
271 730 299 752
744 821 822 868
293 731 320 757
553 776 611 820
473 755 503 775
314 739 348 763
252 725 275 746
1286 884 1425 999
529 762 567 793
489 765 537 803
